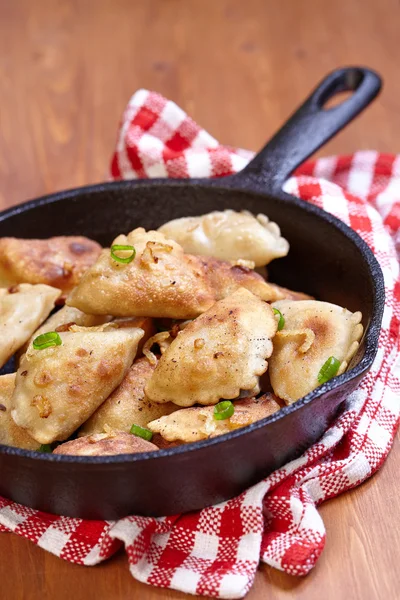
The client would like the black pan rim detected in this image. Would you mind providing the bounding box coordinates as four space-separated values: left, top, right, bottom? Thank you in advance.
0 178 385 465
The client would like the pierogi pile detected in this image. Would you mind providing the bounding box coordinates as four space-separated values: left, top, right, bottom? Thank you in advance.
0 210 363 456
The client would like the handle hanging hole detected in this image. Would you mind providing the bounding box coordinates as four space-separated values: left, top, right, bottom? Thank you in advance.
322 90 355 110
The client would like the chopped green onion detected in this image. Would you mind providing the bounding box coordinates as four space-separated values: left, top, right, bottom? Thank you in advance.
214 400 235 421
130 423 153 441
33 332 62 350
273 308 285 331
38 444 52 453
318 356 341 384
111 244 136 264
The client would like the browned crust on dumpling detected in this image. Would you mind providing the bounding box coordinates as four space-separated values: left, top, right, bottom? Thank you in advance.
145 288 278 407
79 357 177 436
268 283 314 301
0 236 101 293
67 229 216 318
269 300 363 404
194 256 284 302
53 431 158 456
0 374 40 450
151 434 183 449
11 326 144 444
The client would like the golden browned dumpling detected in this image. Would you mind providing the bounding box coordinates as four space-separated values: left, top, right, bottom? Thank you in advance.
0 284 61 368
158 210 289 266
11 324 144 444
0 373 40 450
67 228 215 318
148 394 281 443
196 256 284 302
145 288 278 407
79 357 177 436
269 300 364 404
67 228 281 319
53 431 158 456
0 236 102 294
268 283 314 301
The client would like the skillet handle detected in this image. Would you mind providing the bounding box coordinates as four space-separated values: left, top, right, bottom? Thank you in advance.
232 67 382 194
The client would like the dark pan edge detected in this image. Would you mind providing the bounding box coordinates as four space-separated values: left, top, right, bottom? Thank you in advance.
0 179 385 465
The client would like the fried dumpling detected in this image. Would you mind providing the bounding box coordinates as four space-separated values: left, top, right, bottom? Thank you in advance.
79 357 177 436
268 283 314 301
20 305 112 356
67 228 281 319
0 373 40 450
0 284 61 368
148 394 282 443
67 228 215 318
53 431 158 456
269 300 364 404
0 236 102 294
145 288 278 407
196 256 284 302
11 324 144 444
158 210 289 266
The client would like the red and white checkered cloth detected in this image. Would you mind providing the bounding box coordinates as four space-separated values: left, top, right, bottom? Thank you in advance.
1 90 399 599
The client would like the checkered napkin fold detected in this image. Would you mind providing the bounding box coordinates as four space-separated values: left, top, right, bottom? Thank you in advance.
1 90 399 599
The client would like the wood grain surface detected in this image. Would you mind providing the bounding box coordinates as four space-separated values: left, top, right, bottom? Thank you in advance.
0 1 399 599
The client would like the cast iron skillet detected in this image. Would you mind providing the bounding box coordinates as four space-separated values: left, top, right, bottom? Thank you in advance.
0 67 385 519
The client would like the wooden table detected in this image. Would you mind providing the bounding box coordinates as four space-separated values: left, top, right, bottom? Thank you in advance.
0 1 398 598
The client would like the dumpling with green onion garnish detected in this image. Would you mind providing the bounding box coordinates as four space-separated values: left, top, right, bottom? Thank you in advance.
66 228 282 319
53 430 158 456
67 228 217 318
0 373 40 450
0 284 61 368
78 357 177 437
145 287 278 407
158 209 289 267
29 305 112 339
11 323 144 444
268 300 363 404
16 305 112 362
148 394 282 443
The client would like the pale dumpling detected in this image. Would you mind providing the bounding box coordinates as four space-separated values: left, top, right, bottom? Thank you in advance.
53 431 158 456
21 305 112 356
32 305 111 336
148 394 282 443
11 324 144 444
79 357 177 436
0 236 101 294
269 300 364 404
145 288 278 407
67 228 281 319
0 284 61 368
0 373 40 450
158 210 289 266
